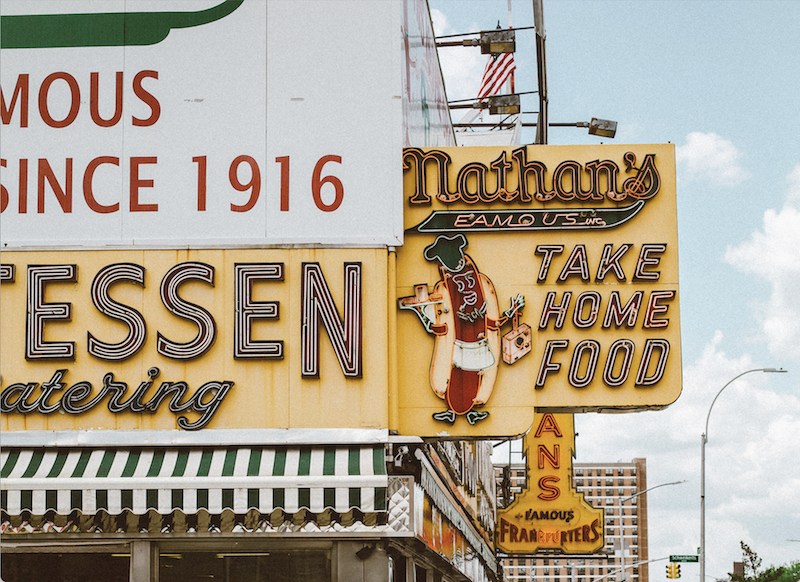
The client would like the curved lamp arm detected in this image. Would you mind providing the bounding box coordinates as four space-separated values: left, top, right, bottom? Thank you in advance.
703 368 787 442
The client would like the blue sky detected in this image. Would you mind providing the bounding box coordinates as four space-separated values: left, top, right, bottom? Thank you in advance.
431 0 800 578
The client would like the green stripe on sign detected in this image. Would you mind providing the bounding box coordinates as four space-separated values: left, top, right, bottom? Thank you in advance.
298 488 310 509
349 449 360 475
122 490 133 510
172 451 189 477
349 488 360 509
222 449 237 477
21 451 44 478
247 489 259 509
146 490 157 510
373 447 386 475
198 450 213 477
121 451 140 477
98 450 117 478
247 450 262 477
171 490 183 511
71 490 82 511
298 448 311 476
97 490 108 511
21 490 32 512
147 451 165 477
197 490 209 510
272 450 286 476
323 448 335 476
374 487 387 511
46 490 57 510
222 489 234 510
47 451 69 478
1 451 20 478
0 0 245 49
1 490 7 511
71 451 91 478
273 489 285 509
324 488 335 508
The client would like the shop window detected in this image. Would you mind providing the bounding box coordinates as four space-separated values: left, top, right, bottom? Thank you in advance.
2 553 129 582
416 564 428 582
390 552 407 582
160 550 330 582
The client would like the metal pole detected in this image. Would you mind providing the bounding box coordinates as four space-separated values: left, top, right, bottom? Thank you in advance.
617 481 686 582
619 495 625 582
700 368 787 582
532 0 547 144
700 432 706 582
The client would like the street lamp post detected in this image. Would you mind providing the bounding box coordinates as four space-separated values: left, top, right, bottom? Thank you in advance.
618 480 686 582
700 368 787 582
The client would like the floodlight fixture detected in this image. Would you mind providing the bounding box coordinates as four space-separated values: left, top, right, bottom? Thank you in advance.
588 118 617 138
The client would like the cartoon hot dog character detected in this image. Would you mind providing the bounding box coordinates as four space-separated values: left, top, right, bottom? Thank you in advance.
399 234 525 425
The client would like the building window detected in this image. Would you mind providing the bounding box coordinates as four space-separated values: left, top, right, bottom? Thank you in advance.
576 469 584 476
605 468 613 476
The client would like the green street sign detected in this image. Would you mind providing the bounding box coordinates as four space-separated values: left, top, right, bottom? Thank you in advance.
670 555 699 563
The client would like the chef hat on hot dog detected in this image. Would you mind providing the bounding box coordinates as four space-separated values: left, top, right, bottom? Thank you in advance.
424 234 468 272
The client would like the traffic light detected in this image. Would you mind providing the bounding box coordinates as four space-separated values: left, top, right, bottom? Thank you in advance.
666 563 681 578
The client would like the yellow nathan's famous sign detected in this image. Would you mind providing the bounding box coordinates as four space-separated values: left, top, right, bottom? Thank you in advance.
396 145 680 437
496 413 604 554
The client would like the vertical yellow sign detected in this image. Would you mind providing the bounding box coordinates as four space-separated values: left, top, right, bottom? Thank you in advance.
496 413 603 553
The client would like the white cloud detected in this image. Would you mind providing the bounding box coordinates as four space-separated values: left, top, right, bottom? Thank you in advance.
574 332 800 578
429 8 449 37
724 165 800 361
676 132 750 186
428 9 486 103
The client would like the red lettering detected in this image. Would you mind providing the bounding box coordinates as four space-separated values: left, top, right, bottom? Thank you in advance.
230 155 261 212
83 157 120 213
130 157 157 212
0 159 7 212
537 475 560 500
591 518 601 541
1 74 29 127
534 413 563 437
18 158 28 213
132 70 160 126
38 72 80 128
90 72 123 127
37 158 72 213
538 444 560 469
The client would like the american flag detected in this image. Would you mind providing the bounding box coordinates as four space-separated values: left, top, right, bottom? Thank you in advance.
477 51 515 98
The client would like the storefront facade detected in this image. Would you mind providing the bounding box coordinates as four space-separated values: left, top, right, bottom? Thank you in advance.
1 1 499 580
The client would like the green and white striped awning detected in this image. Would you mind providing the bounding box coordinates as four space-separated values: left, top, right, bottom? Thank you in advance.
1 446 388 516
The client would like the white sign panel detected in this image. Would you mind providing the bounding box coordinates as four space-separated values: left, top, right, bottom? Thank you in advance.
0 0 403 247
